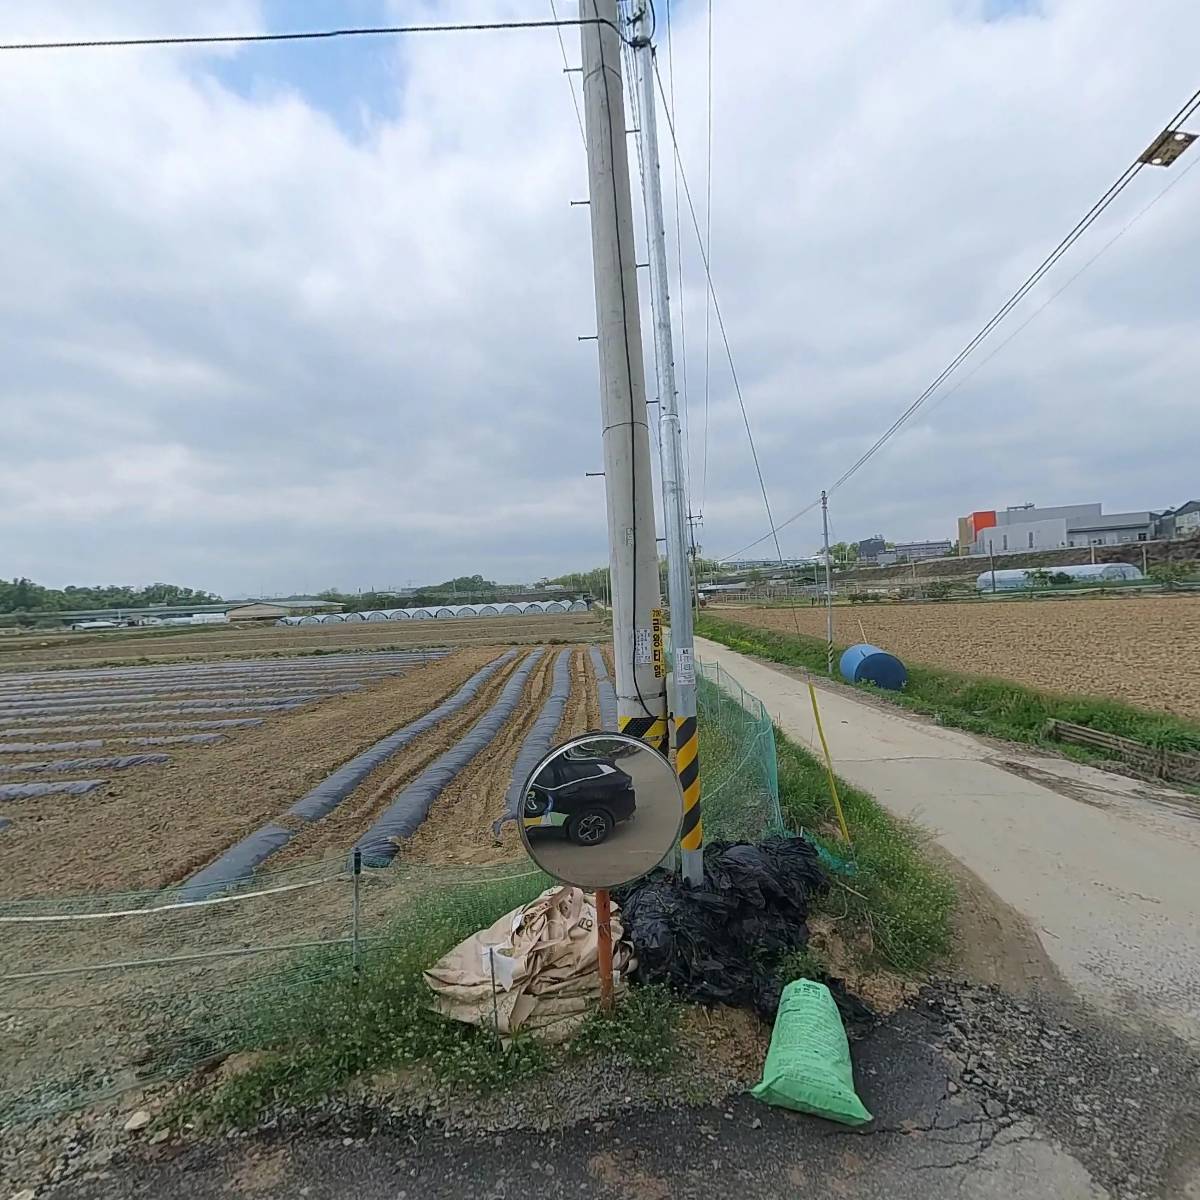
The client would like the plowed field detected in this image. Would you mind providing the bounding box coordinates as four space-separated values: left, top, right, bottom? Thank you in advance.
0 612 605 671
711 595 1200 720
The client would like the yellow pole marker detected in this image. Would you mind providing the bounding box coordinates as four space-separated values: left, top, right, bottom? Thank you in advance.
674 713 702 862
807 681 851 844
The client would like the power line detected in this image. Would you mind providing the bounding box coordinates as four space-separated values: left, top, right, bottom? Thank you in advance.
549 0 587 146
664 0 693 508
822 84 1200 498
718 496 823 563
0 16 634 54
699 0 714 515
920 150 1200 426
732 81 1200 557
650 54 786 573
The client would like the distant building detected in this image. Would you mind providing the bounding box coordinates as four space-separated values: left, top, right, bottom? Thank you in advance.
227 598 341 621
856 536 887 563
964 503 1156 556
893 539 954 561
1157 500 1200 539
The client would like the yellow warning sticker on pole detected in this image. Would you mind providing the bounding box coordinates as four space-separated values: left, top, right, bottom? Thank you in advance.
651 607 665 678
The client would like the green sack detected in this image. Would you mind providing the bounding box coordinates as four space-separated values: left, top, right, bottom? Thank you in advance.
751 978 873 1126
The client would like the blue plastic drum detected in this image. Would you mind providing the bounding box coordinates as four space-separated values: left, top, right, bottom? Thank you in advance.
839 643 907 691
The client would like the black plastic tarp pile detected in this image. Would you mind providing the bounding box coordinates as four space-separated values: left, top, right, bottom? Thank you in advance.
616 835 873 1029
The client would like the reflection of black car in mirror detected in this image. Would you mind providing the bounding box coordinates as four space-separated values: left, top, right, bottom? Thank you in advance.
524 754 636 846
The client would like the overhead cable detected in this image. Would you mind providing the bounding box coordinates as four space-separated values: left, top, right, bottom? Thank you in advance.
823 83 1200 498
651 54 786 572
548 0 587 146
0 16 636 53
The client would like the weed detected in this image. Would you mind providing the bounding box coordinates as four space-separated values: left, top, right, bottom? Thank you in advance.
697 614 1200 756
191 871 552 1125
772 727 955 972
776 946 828 983
570 985 680 1072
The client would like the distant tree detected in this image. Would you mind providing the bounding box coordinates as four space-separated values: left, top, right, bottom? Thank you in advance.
1149 562 1195 590
0 577 220 615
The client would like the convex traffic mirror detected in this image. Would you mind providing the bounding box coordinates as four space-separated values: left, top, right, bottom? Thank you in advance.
518 732 684 890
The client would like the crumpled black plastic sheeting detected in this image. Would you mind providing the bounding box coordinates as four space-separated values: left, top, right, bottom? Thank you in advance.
616 835 875 1033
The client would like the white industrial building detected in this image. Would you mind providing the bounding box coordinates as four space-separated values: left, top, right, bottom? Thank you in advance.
970 503 1155 556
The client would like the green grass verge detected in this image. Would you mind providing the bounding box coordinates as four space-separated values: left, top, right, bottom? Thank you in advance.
697 613 1200 755
185 873 681 1128
692 651 954 973
774 726 955 972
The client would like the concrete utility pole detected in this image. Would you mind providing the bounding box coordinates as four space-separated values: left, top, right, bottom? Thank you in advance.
580 0 668 756
821 490 834 674
630 2 703 885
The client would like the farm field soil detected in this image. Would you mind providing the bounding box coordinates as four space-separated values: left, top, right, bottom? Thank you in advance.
712 595 1200 720
268 649 539 869
0 614 605 671
0 647 506 900
402 647 600 867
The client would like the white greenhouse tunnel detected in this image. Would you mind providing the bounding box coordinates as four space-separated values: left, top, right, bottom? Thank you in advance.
275 599 590 626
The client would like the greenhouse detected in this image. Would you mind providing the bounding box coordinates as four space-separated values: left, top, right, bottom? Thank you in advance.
976 562 1144 591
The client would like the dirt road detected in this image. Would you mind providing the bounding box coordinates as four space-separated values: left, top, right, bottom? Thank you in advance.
696 636 1200 1048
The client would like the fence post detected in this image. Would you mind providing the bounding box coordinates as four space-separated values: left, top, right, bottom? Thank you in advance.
351 848 362 976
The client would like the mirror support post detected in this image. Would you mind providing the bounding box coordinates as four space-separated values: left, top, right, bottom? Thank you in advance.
596 888 615 1012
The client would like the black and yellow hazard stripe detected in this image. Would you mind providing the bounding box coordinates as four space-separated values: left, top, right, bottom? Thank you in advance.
618 712 670 756
674 714 703 852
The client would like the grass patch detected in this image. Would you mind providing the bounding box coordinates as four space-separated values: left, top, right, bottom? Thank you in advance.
569 984 680 1072
189 871 554 1127
697 613 1200 756
774 726 955 973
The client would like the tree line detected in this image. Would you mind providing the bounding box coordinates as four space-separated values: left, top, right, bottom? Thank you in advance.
0 578 222 616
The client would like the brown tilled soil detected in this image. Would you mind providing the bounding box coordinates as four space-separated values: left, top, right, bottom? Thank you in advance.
562 646 595 739
580 645 601 731
0 648 507 899
274 649 540 869
398 646 600 867
0 614 603 671
399 650 559 867
711 594 1200 720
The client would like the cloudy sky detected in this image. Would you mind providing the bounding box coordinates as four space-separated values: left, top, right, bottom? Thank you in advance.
2 0 1196 596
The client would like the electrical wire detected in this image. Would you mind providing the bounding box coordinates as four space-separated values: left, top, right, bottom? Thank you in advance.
548 0 586 147
919 150 1200 425
651 55 786 576
665 0 694 507
699 0 714 515
728 81 1200 558
0 16 638 53
822 83 1200 498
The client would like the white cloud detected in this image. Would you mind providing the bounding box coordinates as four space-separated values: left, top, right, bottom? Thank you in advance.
0 0 1197 593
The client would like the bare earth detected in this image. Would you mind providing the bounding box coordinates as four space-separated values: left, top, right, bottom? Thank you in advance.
0 613 606 671
713 594 1200 720
0 648 505 898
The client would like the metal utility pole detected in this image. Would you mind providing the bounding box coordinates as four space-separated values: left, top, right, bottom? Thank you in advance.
579 0 668 757
630 2 702 885
821 490 834 674
989 541 997 593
